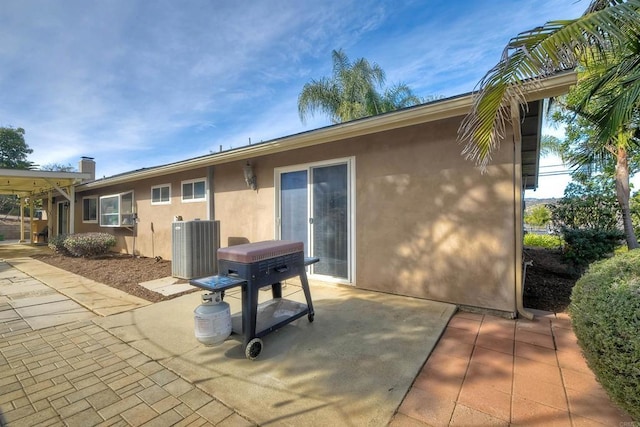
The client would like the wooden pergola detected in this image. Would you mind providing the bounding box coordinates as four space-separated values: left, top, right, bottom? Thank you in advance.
0 169 91 242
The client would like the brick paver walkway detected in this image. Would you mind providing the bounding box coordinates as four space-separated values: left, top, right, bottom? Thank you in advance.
0 260 253 427
0 318 254 426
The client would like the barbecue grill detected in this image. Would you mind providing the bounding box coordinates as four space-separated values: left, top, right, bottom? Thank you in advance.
190 240 317 359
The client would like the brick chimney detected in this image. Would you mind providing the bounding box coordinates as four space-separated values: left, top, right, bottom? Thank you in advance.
78 157 96 182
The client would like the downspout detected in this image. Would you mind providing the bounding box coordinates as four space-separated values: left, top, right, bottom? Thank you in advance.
207 166 215 220
511 99 534 320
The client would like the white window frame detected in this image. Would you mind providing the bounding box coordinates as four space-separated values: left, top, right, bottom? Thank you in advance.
99 191 135 227
151 184 171 205
82 196 98 223
181 178 207 203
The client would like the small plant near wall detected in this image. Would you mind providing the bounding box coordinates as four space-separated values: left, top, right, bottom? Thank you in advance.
48 234 69 255
49 232 116 257
63 233 116 257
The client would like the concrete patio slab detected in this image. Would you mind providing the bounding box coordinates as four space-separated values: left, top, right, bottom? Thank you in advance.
139 276 197 296
96 281 457 426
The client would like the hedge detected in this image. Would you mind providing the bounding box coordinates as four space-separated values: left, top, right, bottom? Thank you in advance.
569 250 640 420
49 232 116 257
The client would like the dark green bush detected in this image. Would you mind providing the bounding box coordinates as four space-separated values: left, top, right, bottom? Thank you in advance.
48 234 69 255
561 228 624 270
62 232 116 257
569 250 640 420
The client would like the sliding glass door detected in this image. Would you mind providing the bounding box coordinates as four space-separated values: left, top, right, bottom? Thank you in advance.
277 159 352 282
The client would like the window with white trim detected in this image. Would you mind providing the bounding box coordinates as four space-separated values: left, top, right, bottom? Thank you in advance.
82 197 98 223
151 184 171 205
181 178 206 202
100 191 135 227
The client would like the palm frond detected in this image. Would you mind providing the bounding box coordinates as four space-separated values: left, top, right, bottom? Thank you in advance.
459 0 640 170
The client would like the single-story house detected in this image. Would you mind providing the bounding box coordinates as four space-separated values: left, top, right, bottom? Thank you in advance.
5 71 576 317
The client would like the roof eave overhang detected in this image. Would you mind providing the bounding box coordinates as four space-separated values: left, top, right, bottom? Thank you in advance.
78 71 577 191
0 169 92 197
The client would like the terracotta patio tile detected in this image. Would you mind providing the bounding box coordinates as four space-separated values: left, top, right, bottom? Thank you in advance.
453 311 485 322
458 380 511 422
475 334 514 355
516 317 553 336
432 337 474 360
397 386 456 426
447 316 482 334
412 369 464 400
551 326 579 350
470 346 514 369
514 341 558 366
450 403 509 426
551 314 573 330
515 329 556 350
514 356 563 386
560 367 601 395
571 413 616 427
440 326 478 345
556 348 592 374
565 386 633 425
511 395 571 426
513 373 568 410
464 360 512 394
478 318 515 340
423 352 470 379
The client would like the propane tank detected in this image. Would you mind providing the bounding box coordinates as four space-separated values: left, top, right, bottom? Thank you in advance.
194 292 231 346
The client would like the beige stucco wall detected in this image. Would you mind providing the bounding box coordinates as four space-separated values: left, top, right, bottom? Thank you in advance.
73 114 519 313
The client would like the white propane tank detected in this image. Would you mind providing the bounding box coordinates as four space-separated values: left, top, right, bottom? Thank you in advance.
194 292 231 346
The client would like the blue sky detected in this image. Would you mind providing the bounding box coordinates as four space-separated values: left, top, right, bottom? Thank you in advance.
1 1 588 197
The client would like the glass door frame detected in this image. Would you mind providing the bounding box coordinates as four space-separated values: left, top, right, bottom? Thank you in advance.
274 157 356 285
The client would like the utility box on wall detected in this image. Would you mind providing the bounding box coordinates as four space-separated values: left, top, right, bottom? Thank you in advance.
171 220 220 279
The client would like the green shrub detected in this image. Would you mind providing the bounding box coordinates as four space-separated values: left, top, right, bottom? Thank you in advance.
562 228 624 270
48 234 69 255
63 232 116 257
523 233 563 249
569 250 640 420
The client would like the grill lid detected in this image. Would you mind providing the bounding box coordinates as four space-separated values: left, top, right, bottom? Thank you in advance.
217 240 304 264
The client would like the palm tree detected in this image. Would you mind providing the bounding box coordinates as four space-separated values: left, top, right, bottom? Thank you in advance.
298 49 423 124
552 59 640 248
459 0 640 249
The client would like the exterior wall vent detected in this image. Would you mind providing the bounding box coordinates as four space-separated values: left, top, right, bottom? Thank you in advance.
171 220 220 279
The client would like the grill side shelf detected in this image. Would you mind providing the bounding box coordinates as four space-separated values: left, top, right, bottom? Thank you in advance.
189 275 247 292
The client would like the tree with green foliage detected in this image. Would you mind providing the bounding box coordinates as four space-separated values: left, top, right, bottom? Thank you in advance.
551 174 621 231
0 127 33 169
40 163 76 172
551 174 624 268
549 69 640 248
298 49 424 124
524 204 552 227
